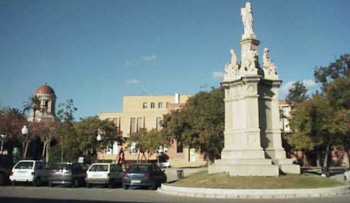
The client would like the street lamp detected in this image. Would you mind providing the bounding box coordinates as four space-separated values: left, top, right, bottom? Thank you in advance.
96 134 103 162
22 125 29 136
21 125 29 159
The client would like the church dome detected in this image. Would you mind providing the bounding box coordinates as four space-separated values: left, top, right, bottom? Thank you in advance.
35 85 55 95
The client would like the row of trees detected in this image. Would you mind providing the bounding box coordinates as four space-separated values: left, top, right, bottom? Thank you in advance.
287 54 350 167
0 99 122 163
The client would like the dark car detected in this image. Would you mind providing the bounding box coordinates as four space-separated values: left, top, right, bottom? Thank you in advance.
0 155 19 185
122 163 167 190
48 162 87 187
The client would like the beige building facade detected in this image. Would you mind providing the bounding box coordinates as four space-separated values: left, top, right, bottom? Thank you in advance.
98 93 206 167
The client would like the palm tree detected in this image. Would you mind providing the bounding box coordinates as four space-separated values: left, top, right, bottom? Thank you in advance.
23 96 40 121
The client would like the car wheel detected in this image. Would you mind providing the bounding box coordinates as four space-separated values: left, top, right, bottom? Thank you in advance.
108 180 114 188
86 183 92 188
11 181 16 186
149 181 156 190
33 178 41 187
0 173 5 186
122 183 128 190
72 179 80 188
49 182 54 187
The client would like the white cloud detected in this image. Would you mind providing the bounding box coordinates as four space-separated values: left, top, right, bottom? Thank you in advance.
280 81 295 96
280 79 317 96
140 54 157 62
303 79 317 89
126 79 141 84
213 71 224 80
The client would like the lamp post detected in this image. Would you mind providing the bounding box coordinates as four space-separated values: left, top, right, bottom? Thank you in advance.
0 134 5 154
21 125 29 159
96 134 103 162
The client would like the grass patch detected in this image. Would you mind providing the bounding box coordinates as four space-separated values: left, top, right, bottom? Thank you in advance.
168 170 344 189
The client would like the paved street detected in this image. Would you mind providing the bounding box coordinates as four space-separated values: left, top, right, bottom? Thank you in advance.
1 185 350 203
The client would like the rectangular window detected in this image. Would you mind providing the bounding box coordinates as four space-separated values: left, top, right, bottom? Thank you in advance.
130 118 136 134
113 118 119 127
130 142 137 154
156 117 162 130
158 102 163 109
177 141 183 153
151 102 155 109
143 102 148 109
137 117 143 131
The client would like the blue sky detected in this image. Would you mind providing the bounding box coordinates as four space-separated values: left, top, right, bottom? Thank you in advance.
1 0 349 119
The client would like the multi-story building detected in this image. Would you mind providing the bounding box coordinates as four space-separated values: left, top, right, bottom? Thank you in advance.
98 93 207 167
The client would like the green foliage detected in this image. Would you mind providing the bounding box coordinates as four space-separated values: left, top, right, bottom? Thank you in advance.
129 128 166 157
161 87 224 162
289 95 334 151
57 99 78 123
285 81 309 106
314 54 350 85
23 96 40 116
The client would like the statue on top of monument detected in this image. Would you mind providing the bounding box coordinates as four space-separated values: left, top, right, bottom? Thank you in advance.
241 2 254 38
262 48 278 78
224 49 239 81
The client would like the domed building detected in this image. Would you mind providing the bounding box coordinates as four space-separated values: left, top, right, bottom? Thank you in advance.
27 84 57 122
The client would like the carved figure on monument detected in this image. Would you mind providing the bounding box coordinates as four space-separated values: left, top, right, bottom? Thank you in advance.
262 48 277 77
224 49 239 80
241 2 255 39
241 46 259 74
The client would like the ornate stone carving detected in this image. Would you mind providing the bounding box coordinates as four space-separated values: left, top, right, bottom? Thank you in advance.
241 2 256 39
262 48 278 78
224 49 239 81
241 46 259 74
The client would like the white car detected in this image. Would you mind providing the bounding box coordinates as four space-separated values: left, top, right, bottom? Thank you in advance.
344 169 350 182
10 160 48 186
85 163 123 188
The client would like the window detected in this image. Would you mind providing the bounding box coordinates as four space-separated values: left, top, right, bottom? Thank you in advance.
113 118 118 126
15 162 33 169
137 117 143 131
130 142 137 154
158 102 163 109
89 165 108 172
177 141 183 153
130 118 136 134
156 117 162 130
151 102 155 109
143 102 148 109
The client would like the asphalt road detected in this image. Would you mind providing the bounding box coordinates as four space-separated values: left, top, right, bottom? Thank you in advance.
1 185 350 203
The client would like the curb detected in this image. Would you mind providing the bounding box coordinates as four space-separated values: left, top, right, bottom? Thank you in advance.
158 184 350 199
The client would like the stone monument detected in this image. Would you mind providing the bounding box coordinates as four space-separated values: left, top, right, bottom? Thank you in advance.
209 2 300 176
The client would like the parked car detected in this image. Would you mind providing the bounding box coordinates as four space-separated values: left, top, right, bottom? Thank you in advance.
122 163 167 190
0 155 19 185
85 163 123 188
344 168 350 182
10 160 48 186
48 162 87 187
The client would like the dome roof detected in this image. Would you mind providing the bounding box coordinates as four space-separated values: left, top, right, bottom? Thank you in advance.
35 85 55 95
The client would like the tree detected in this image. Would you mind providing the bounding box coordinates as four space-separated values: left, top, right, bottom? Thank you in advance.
314 54 350 167
285 81 309 106
23 96 40 121
0 107 26 156
314 54 350 85
129 128 166 162
289 95 335 167
56 99 78 162
160 87 224 163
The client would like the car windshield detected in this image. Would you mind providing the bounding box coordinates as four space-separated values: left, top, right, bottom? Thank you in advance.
15 162 34 169
52 164 72 170
127 165 150 173
89 165 109 172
